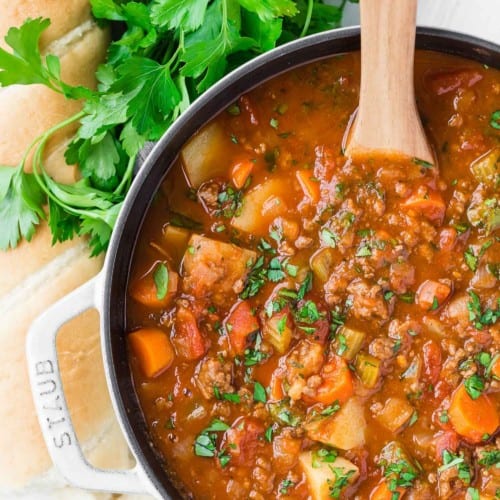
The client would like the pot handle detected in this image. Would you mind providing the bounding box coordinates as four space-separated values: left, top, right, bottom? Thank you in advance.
26 275 148 495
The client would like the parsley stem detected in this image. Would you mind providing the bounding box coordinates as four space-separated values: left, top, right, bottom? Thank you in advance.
300 0 314 37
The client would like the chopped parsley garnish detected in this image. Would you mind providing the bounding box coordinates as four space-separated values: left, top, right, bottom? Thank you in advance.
321 228 339 247
330 308 346 336
439 450 471 485
240 256 266 299
464 240 493 272
467 291 500 330
327 467 355 498
296 300 323 323
265 425 273 443
253 382 267 403
170 212 203 230
312 448 338 468
216 186 244 218
336 333 348 356
356 244 372 257
464 374 485 400
320 402 341 416
218 450 231 468
399 292 415 304
244 347 268 366
279 479 295 494
267 257 286 282
490 110 500 130
194 419 229 458
153 262 169 300
277 409 301 427
384 459 419 492
439 410 449 423
270 117 279 129
297 271 313 300
478 449 500 468
223 393 240 404
430 296 440 311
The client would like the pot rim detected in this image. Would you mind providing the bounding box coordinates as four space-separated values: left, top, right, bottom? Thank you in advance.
101 26 500 499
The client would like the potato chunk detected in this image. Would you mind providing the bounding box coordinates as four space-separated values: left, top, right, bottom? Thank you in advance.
299 451 359 500
181 122 230 188
305 397 366 450
182 235 256 307
231 178 289 235
374 397 416 433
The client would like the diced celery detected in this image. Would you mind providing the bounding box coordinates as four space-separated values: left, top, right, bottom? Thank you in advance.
338 326 366 361
263 311 293 354
299 451 359 500
310 248 335 283
470 147 499 186
354 352 381 388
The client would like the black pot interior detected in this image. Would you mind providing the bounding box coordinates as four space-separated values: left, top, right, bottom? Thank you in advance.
103 28 500 499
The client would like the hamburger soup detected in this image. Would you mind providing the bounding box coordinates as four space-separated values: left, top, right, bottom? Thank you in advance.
126 51 499 499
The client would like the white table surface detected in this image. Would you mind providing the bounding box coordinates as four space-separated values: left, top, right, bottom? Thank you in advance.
341 0 500 45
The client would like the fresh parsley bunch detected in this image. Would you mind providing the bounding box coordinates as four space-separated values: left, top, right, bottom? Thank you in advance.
0 0 355 256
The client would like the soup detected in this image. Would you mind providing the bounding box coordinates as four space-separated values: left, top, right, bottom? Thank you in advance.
126 51 499 499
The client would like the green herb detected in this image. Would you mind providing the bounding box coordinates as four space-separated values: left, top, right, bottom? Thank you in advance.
439 410 449 423
327 467 355 498
153 262 169 299
0 2 354 255
240 256 266 299
223 392 240 403
439 450 471 485
464 247 478 272
170 212 203 230
194 419 229 457
264 425 273 443
270 117 279 129
321 228 339 247
296 300 323 323
277 409 300 427
453 222 469 234
468 488 480 500
467 291 500 330
476 351 491 368
218 450 231 468
490 110 500 129
267 257 286 282
478 449 500 468
430 296 439 311
384 460 419 492
408 411 418 426
277 315 287 334
464 374 485 400
356 244 372 257
384 290 395 301
244 333 268 366
486 353 500 379
216 186 243 218
336 333 348 356
412 157 434 169
227 103 240 115
297 271 313 300
312 448 338 468
320 401 340 416
330 308 346 336
279 479 294 494
253 382 267 403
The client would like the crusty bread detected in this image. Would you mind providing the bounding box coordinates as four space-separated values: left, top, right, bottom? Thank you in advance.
0 2 136 498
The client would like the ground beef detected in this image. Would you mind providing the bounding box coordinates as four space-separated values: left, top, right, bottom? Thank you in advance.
196 357 234 399
347 278 390 321
369 337 396 361
390 261 416 294
197 179 222 212
324 261 356 305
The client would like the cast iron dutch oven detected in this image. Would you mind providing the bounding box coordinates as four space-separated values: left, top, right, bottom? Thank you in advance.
26 27 500 499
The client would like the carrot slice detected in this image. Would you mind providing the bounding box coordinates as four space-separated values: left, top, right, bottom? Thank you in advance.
269 371 285 401
370 480 406 500
448 383 499 443
416 279 451 311
491 356 500 379
231 159 254 189
129 262 178 308
129 328 174 378
296 170 320 203
310 356 354 405
402 188 446 223
225 301 259 355
173 305 207 360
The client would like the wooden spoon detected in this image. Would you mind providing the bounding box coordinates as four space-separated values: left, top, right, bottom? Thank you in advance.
345 0 434 163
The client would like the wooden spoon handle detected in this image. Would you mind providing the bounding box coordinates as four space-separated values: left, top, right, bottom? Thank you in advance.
347 0 434 163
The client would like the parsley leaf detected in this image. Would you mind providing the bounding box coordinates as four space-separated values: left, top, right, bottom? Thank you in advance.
464 374 485 400
153 263 169 300
253 382 267 403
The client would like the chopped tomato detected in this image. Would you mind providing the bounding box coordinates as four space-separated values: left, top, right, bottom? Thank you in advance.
434 430 459 461
422 340 442 385
402 188 446 223
220 417 265 466
225 301 259 355
173 305 207 360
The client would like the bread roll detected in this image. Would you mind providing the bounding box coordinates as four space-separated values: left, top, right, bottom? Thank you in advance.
0 2 135 497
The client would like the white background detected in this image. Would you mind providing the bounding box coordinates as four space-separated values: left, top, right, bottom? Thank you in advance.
341 0 500 44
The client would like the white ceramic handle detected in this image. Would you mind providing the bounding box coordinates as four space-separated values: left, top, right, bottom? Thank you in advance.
26 275 147 494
